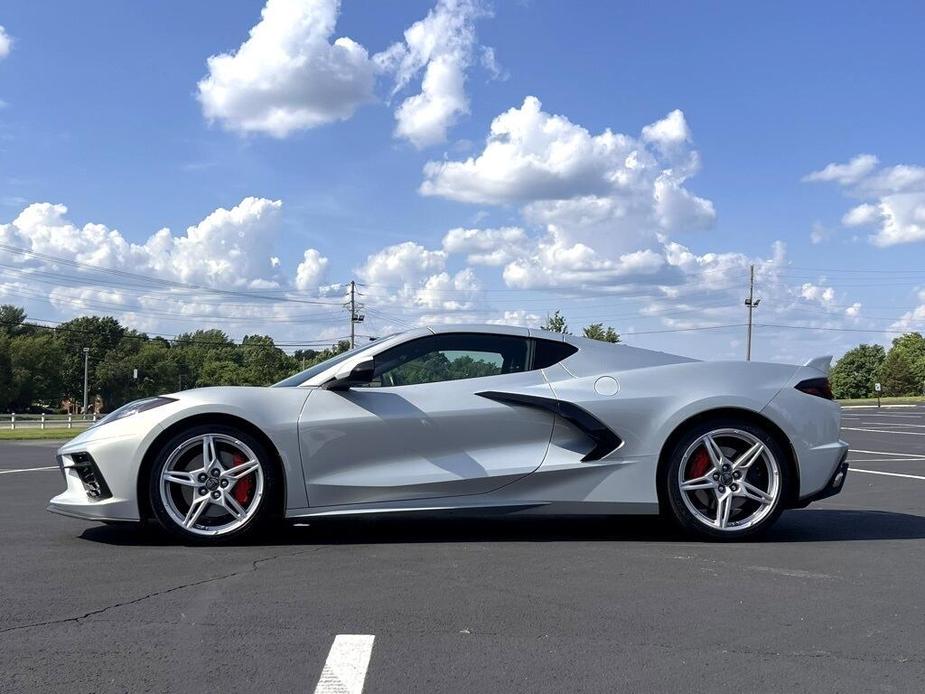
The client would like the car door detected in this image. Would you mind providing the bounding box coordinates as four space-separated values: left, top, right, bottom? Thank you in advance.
299 332 557 507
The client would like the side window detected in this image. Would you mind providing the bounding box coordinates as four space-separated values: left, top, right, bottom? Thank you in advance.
532 339 578 369
374 334 530 387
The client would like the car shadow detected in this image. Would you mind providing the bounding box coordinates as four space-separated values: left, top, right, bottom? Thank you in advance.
78 508 925 547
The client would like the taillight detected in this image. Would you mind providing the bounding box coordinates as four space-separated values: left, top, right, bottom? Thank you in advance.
795 377 834 400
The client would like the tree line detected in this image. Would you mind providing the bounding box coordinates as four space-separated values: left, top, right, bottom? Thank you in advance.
0 305 349 414
829 333 925 399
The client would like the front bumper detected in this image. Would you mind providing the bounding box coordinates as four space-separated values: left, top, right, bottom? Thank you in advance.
47 433 145 522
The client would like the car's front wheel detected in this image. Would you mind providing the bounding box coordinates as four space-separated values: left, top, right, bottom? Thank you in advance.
148 425 277 543
665 418 789 541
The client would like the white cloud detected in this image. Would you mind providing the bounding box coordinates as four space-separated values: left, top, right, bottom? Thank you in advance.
0 197 335 294
809 221 833 244
641 109 690 149
419 98 714 287
841 203 880 227
800 282 836 306
441 226 527 265
197 0 376 137
376 0 487 148
0 26 11 60
294 248 329 290
805 154 925 246
844 302 861 319
803 154 879 185
356 241 446 287
420 99 714 245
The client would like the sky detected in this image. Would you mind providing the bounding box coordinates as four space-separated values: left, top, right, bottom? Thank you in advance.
1 0 925 362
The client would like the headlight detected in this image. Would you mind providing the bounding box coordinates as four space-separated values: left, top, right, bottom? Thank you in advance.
94 397 177 427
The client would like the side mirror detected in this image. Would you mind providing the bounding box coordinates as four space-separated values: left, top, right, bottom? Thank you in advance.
324 356 375 391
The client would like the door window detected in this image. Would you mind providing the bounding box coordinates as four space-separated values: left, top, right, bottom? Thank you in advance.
373 333 530 387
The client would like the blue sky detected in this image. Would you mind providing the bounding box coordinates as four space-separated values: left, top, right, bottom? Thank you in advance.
2 0 925 361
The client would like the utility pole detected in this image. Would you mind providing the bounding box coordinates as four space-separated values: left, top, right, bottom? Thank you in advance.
347 280 364 349
349 280 356 349
744 264 760 361
82 347 90 415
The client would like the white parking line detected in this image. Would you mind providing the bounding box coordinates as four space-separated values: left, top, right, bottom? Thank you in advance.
852 468 925 481
314 634 375 694
843 427 925 436
850 448 925 458
0 466 58 475
849 458 925 463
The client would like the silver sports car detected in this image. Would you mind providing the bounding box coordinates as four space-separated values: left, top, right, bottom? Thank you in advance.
48 324 849 542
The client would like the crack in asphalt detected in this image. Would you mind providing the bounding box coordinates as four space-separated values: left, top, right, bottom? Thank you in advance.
0 547 317 635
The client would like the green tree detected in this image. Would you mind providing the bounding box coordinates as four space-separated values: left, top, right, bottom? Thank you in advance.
582 323 620 343
239 334 294 386
0 334 14 410
829 344 886 399
173 329 238 388
55 316 128 399
95 337 179 407
9 332 66 410
876 333 925 397
542 310 569 334
0 305 29 337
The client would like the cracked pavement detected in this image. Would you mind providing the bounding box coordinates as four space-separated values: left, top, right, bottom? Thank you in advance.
2 436 925 692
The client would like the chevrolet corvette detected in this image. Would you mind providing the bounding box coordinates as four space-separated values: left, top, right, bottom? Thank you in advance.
48 324 849 542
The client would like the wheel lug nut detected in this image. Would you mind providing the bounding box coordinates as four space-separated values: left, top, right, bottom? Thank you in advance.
722 463 730 472
198 473 207 483
730 483 739 492
718 485 725 493
210 469 220 477
220 479 229 488
733 471 741 479
211 491 221 499
198 487 207 495
712 473 720 481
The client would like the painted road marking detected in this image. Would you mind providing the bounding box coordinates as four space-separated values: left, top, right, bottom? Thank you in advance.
314 635 375 694
849 458 925 463
841 405 920 409
0 466 58 475
842 427 925 436
852 468 925 481
849 449 925 458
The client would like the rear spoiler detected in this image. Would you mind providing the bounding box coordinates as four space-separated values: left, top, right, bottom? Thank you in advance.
803 355 833 375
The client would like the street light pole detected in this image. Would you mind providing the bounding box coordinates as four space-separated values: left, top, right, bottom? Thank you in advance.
82 347 90 415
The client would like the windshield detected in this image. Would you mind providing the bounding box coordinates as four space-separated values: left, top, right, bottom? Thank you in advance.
272 338 389 387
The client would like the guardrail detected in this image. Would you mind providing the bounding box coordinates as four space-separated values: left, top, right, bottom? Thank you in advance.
4 414 98 430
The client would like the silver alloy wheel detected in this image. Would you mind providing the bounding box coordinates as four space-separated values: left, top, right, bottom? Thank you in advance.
159 433 265 537
677 428 781 532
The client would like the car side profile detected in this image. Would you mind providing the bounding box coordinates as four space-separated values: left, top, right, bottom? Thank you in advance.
48 324 849 543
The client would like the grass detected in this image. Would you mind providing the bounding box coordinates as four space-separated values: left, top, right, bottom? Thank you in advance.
0 428 85 440
838 395 925 407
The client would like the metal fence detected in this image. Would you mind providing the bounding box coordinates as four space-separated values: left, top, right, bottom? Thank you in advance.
4 414 98 430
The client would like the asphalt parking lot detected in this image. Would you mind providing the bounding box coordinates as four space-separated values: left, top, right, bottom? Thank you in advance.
2 408 924 693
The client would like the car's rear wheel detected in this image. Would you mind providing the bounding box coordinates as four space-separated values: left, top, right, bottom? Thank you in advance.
665 418 788 541
148 424 277 543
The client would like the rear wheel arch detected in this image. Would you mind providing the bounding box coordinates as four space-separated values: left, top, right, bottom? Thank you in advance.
655 407 800 515
137 413 287 523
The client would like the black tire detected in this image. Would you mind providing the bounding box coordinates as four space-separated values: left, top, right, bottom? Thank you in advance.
664 417 789 542
147 424 280 544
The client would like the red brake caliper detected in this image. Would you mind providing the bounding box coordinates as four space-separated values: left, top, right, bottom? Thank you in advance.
231 452 254 505
687 447 711 480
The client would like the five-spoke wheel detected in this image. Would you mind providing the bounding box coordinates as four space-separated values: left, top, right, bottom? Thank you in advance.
666 419 788 540
149 425 276 542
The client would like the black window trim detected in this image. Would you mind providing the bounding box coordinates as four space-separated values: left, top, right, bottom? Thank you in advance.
368 331 577 387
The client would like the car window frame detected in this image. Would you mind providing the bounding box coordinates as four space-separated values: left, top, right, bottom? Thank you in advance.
367 332 572 388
